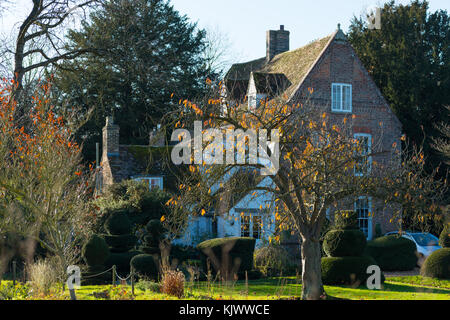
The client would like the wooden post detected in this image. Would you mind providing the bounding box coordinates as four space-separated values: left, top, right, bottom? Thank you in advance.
12 260 16 287
112 265 116 286
131 266 135 296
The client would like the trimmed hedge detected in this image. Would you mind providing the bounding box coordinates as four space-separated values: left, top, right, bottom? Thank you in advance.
322 256 385 285
334 211 358 230
104 234 138 250
439 224 450 248
105 211 132 235
254 245 295 277
421 248 450 279
197 237 256 276
365 235 418 271
105 250 141 274
130 254 159 280
323 229 367 257
82 235 110 267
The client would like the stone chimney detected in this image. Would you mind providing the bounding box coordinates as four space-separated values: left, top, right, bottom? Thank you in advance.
266 25 290 62
102 116 120 156
149 124 165 147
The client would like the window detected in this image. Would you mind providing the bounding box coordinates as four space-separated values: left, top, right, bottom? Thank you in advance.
331 83 352 112
354 197 372 239
354 133 372 176
240 213 262 239
134 177 163 190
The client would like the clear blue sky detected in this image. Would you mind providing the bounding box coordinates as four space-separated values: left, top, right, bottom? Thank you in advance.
1 0 449 64
170 0 450 62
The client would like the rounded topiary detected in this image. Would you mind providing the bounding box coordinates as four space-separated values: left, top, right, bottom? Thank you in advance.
439 224 450 248
105 250 141 274
197 237 256 278
82 235 110 267
323 229 367 257
365 235 418 271
130 254 159 280
322 256 385 285
334 211 358 230
421 248 450 279
254 245 294 277
103 234 138 252
105 211 132 235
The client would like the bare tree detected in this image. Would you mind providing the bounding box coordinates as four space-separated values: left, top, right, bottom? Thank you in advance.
8 0 101 94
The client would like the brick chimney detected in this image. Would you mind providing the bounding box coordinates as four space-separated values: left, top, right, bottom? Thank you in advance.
266 25 290 62
102 116 120 156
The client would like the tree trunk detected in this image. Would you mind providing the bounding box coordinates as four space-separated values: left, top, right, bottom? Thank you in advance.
301 236 325 300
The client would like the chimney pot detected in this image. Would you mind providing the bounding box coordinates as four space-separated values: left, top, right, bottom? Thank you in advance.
266 25 290 62
280 25 284 30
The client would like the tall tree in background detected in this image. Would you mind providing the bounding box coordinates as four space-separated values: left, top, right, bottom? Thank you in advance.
54 0 208 162
348 0 450 187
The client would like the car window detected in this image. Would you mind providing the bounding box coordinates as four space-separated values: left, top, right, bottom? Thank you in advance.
411 234 439 246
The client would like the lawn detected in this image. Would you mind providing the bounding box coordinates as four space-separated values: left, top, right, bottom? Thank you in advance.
4 276 446 300
1 276 449 300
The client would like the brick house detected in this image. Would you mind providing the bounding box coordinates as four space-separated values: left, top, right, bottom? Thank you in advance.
223 24 402 243
100 24 402 247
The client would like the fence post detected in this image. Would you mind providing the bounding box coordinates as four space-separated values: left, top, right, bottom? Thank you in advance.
112 265 116 286
131 266 135 296
12 260 16 287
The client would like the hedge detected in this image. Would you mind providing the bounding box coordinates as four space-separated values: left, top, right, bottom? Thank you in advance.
197 237 256 277
439 224 450 248
365 235 417 271
323 229 367 257
322 256 385 285
334 211 358 230
421 248 450 279
82 235 110 267
104 251 141 274
130 254 159 280
105 211 132 235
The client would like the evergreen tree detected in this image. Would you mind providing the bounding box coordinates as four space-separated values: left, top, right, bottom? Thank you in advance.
348 0 450 179
54 0 208 162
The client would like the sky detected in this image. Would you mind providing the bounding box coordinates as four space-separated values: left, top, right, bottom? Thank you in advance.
1 0 449 64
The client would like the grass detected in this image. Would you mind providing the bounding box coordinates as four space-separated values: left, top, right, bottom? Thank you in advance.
1 275 449 300
2 276 449 300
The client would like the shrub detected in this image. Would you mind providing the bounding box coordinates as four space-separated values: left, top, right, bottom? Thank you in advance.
321 256 385 285
103 234 138 252
323 229 367 257
439 224 450 248
105 251 141 274
105 211 132 235
197 237 256 279
334 210 358 230
161 269 185 298
365 235 418 271
130 254 159 280
27 259 57 296
82 235 110 268
421 248 450 279
136 280 161 293
254 245 294 276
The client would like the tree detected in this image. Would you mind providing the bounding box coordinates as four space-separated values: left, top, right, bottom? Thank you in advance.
348 0 450 180
53 0 208 162
4 0 101 95
0 79 96 282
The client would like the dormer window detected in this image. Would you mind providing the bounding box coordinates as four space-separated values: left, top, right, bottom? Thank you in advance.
331 83 352 112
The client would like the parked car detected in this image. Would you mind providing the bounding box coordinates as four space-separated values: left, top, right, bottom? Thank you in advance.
385 231 441 266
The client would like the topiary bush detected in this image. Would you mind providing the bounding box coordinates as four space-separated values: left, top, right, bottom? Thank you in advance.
323 229 367 257
82 235 110 268
439 224 450 248
334 210 358 230
421 248 450 279
130 254 159 280
139 219 166 254
254 245 296 277
197 237 256 279
321 256 385 285
104 211 132 235
365 235 418 271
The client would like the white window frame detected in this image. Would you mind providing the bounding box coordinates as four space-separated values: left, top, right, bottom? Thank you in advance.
239 212 262 239
354 196 373 240
331 83 352 112
354 133 372 176
134 176 163 190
